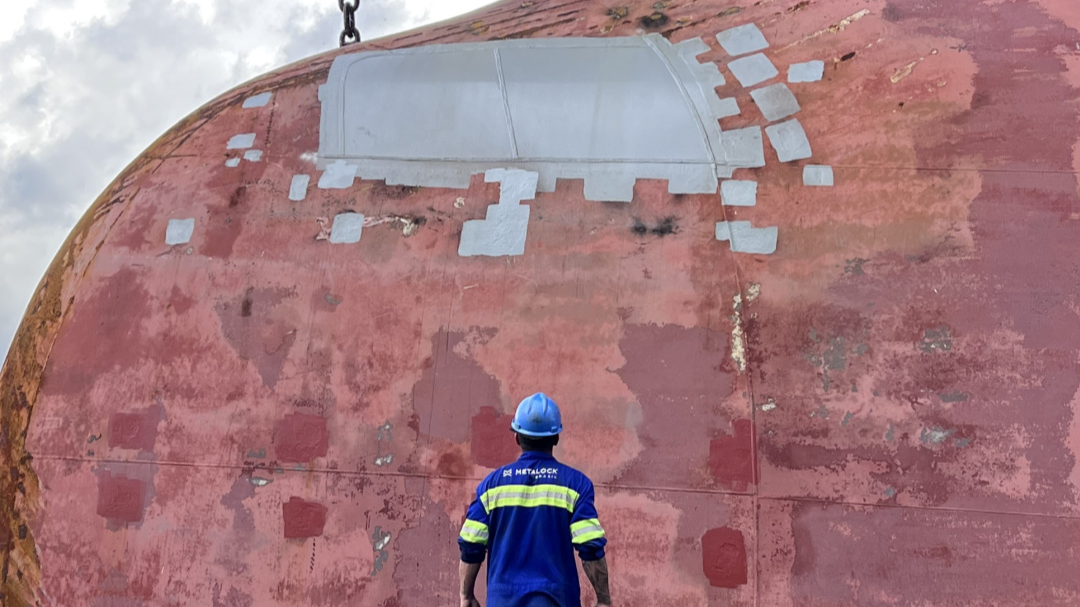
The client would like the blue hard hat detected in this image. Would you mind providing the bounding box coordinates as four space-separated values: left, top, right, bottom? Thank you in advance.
511 393 563 437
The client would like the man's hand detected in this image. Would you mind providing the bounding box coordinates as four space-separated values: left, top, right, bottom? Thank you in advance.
460 597 481 607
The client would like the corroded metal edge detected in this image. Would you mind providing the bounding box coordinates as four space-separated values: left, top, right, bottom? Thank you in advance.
0 142 158 607
0 70 320 605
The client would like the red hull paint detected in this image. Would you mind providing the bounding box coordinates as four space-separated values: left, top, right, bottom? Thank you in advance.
3 0 1080 605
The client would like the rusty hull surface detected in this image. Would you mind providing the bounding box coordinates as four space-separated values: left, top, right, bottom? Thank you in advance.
3 0 1080 605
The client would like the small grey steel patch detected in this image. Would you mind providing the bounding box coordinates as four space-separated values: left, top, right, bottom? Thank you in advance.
803 165 834 186
677 37 727 88
765 119 812 162
225 158 241 168
721 180 757 206
242 92 272 108
319 161 358 189
329 213 365 244
721 126 766 169
227 133 256 150
289 175 310 201
243 150 263 162
750 83 801 122
166 219 195 246
459 169 536 257
728 53 778 87
789 60 825 83
716 24 769 56
716 221 778 255
712 97 741 119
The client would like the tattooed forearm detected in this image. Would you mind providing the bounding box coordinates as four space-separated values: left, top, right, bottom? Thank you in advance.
582 557 611 605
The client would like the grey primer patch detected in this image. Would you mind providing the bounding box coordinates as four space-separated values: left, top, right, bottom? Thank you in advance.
329 213 365 244
728 53 778 87
803 165 834 186
721 180 757 206
721 126 765 169
243 150 263 162
459 169 535 257
289 175 311 201
716 221 778 255
715 23 769 56
765 119 812 162
319 161 358 189
317 35 757 202
227 133 256 150
166 219 195 246
225 158 241 168
242 92 272 108
789 60 825 83
750 83 801 122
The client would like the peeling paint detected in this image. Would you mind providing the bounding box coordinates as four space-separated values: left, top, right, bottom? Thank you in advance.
779 9 871 50
730 293 748 373
919 326 953 353
890 58 924 83
371 526 392 576
920 426 956 445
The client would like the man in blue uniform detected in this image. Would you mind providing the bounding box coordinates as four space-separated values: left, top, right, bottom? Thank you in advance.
458 393 612 607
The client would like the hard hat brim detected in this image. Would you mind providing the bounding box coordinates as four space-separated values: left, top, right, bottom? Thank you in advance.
511 422 562 437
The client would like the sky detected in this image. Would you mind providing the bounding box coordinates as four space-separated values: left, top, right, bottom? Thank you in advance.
0 0 494 362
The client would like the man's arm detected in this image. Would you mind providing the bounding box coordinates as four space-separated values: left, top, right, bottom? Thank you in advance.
459 561 482 607
458 480 490 607
570 478 610 605
582 557 611 606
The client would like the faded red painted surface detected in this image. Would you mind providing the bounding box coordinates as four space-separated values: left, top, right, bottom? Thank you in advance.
2 0 1080 605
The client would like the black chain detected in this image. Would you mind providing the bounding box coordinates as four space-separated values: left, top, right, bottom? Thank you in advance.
339 0 360 46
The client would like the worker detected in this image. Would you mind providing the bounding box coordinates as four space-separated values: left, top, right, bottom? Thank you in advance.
458 393 612 607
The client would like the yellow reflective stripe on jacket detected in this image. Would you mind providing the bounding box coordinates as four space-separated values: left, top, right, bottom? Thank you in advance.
459 519 489 544
480 484 580 513
570 518 606 544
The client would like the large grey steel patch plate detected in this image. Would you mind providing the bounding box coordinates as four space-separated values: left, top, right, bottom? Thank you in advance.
318 35 755 201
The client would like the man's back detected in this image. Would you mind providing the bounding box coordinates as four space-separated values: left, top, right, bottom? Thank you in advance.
459 451 607 607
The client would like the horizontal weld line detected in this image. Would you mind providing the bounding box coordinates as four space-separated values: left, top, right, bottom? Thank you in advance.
35 454 446 479
36 455 1079 521
35 455 755 494
596 482 754 497
759 495 1080 521
828 165 1080 175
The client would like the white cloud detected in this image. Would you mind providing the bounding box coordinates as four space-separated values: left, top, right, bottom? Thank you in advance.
0 0 494 359
0 0 36 43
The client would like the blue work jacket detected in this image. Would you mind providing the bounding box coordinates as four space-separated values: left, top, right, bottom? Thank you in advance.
458 451 607 607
